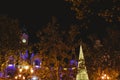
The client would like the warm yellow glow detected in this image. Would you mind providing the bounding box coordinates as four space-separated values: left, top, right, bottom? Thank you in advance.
23 76 25 79
101 74 110 80
104 74 106 77
18 74 22 77
22 38 27 43
15 76 18 79
19 68 23 72
24 65 29 70
101 76 104 79
107 76 110 79
30 68 34 73
63 68 67 70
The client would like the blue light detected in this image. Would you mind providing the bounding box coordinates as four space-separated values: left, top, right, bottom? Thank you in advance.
6 64 16 71
33 59 41 68
70 59 77 66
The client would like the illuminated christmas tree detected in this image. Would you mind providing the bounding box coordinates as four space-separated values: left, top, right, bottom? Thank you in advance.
76 45 89 80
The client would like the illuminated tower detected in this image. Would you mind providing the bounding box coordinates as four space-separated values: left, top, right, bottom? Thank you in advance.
76 45 89 80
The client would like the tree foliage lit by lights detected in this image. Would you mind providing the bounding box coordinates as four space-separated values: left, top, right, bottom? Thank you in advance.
85 29 120 79
0 16 21 51
65 0 120 79
65 0 120 23
0 13 119 79
36 17 80 79
0 16 22 71
35 16 120 79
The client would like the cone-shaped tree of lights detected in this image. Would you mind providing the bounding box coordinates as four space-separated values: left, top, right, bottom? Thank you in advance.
76 45 89 80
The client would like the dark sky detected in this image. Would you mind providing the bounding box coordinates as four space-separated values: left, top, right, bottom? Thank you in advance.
1 1 119 44
0 0 75 30
0 0 76 43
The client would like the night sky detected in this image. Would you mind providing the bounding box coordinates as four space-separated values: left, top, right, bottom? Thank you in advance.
1 0 75 29
0 0 119 43
0 0 76 43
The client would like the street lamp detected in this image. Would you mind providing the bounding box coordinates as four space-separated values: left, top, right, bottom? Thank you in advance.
22 38 27 43
21 33 28 45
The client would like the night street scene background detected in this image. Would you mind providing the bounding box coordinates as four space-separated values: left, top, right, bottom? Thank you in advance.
0 0 120 80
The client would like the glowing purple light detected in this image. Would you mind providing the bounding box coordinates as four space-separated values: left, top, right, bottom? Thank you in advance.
35 65 40 68
8 64 14 67
0 72 3 77
33 59 41 68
